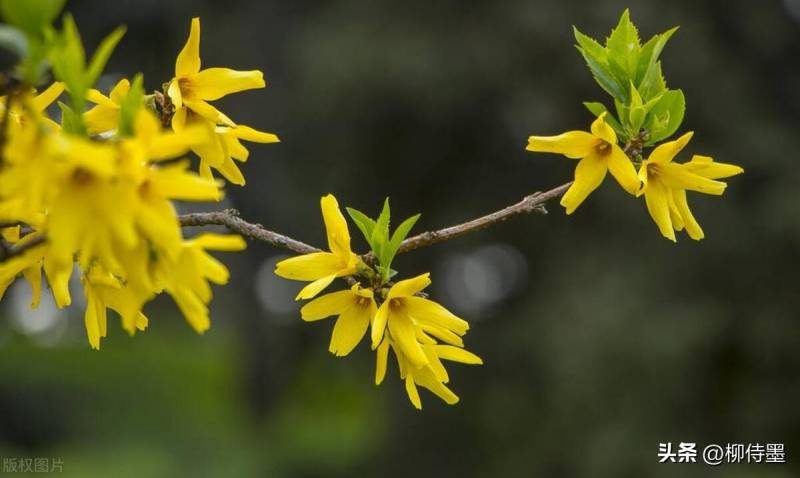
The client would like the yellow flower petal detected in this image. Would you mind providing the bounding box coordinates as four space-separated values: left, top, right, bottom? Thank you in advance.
405 375 422 409
648 131 693 164
329 303 372 356
191 233 246 251
233 124 279 143
183 99 235 126
32 82 64 111
387 273 431 299
644 181 676 242
388 308 428 368
673 190 704 240
560 152 608 214
320 194 352 259
590 113 616 144
606 144 640 195
371 302 390 349
684 155 744 180
168 81 183 110
296 274 338 300
375 338 390 385
658 163 727 196
176 17 202 77
300 289 355 321
275 252 344 281
404 296 469 335
435 345 483 365
526 131 596 159
192 68 265 100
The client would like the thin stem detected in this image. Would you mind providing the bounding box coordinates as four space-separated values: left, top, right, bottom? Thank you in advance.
177 182 572 261
179 209 320 255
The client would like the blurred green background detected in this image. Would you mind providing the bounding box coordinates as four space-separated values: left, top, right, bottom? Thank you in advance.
1 0 799 476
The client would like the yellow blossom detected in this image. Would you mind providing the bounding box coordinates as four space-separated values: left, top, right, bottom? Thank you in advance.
167 17 265 126
172 107 278 185
84 78 129 134
375 335 482 409
0 82 64 131
0 239 44 309
275 194 363 300
370 273 469 368
300 284 377 356
156 233 246 333
81 266 149 350
636 132 744 241
526 113 640 213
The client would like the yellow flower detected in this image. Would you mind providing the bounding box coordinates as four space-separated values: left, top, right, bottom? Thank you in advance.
370 273 469 368
275 194 362 300
172 108 278 185
375 336 482 409
156 233 246 333
636 132 744 241
0 82 64 131
81 265 149 350
167 17 265 126
526 113 640 213
0 238 44 309
300 284 377 356
84 78 129 134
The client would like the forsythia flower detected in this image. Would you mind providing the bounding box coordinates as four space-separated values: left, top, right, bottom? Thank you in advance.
636 132 744 241
274 194 363 299
526 112 640 213
370 273 469 367
0 95 244 348
300 284 377 356
276 194 482 408
84 78 129 134
168 17 278 184
376 337 483 409
0 82 64 131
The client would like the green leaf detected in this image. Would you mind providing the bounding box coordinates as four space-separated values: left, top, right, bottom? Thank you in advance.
628 82 646 132
605 9 641 77
0 25 28 59
379 212 421 283
86 26 126 87
387 213 420 258
574 26 628 102
0 0 65 35
371 198 391 264
57 101 84 134
346 207 377 249
583 101 626 140
117 73 144 137
644 89 685 145
638 60 667 101
635 26 677 88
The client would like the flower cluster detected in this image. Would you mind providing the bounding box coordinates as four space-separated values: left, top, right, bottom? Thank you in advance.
0 13 278 348
527 114 743 241
526 10 743 241
275 195 482 409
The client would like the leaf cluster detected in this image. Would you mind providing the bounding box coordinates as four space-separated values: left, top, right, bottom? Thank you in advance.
575 9 684 145
347 199 420 284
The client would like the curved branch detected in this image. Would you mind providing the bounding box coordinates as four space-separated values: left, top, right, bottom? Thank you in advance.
392 182 571 256
179 209 320 254
0 235 46 262
177 182 572 260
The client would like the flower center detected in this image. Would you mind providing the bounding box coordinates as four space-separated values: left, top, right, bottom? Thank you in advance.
594 140 612 157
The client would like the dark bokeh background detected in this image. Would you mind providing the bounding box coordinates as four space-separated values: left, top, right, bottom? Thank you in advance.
1 0 799 476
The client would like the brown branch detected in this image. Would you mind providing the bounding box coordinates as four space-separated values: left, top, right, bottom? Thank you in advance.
0 235 46 262
179 209 320 255
177 182 572 262
392 182 572 256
